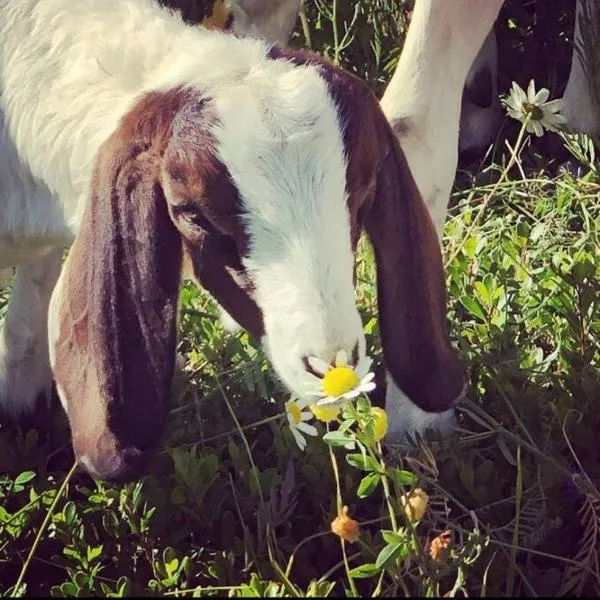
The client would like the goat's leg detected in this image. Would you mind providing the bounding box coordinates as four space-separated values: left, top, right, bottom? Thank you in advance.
563 0 600 144
0 249 63 416
380 0 504 239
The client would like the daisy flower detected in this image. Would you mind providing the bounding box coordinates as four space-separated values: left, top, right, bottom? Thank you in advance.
309 404 341 423
370 407 388 443
503 79 566 137
285 397 318 451
305 349 376 407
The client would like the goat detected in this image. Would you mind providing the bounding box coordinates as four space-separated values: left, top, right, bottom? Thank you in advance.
0 0 464 481
393 0 598 211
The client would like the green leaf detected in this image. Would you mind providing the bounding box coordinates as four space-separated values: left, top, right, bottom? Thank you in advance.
87 545 103 563
15 470 36 487
375 542 405 569
381 529 404 545
357 472 380 498
348 563 380 579
345 453 378 471
392 469 416 487
170 486 187 506
460 296 487 321
322 431 354 447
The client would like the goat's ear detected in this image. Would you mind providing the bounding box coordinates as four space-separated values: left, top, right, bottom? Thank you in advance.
49 126 182 481
365 130 465 414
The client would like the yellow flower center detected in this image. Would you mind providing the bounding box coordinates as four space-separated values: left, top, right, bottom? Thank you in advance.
371 407 388 442
287 401 302 425
310 404 341 423
322 366 360 397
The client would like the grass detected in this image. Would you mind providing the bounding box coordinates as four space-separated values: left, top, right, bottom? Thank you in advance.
1 0 600 596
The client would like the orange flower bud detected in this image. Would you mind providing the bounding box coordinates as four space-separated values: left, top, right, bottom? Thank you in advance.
331 506 360 543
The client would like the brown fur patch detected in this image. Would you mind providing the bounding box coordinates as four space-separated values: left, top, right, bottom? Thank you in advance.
53 91 186 475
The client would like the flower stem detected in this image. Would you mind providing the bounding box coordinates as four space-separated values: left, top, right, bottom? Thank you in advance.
445 113 531 267
327 431 359 597
364 439 398 532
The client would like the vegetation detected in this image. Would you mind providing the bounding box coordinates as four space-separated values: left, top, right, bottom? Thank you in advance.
1 1 599 596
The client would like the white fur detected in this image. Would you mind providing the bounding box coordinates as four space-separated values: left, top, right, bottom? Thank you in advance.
384 373 459 448
0 249 63 414
208 62 365 397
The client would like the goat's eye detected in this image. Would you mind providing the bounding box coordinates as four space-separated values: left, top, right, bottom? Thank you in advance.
174 202 216 233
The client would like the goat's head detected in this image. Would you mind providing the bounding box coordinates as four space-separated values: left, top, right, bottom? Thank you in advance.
48 48 464 482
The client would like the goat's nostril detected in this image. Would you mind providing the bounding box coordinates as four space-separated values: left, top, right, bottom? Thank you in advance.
78 446 149 483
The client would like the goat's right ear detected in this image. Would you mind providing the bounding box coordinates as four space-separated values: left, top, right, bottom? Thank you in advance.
364 125 465 431
49 119 182 482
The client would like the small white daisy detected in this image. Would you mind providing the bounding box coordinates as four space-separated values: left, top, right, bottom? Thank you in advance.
503 79 566 137
304 349 376 407
285 397 318 451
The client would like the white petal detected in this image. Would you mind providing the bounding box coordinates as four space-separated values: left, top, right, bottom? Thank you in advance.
512 81 527 104
297 422 318 436
507 108 524 121
307 356 331 376
534 87 550 104
543 98 564 113
550 113 567 124
361 372 375 384
358 381 376 394
295 396 313 410
335 349 348 366
525 120 537 134
300 410 313 422
527 79 537 103
291 428 307 450
532 120 544 137
342 389 361 400
316 395 342 406
355 356 373 378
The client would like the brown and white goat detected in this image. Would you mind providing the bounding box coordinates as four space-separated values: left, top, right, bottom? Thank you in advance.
0 0 464 481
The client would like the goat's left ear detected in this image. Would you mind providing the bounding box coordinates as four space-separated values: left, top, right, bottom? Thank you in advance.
48 109 183 481
365 127 465 419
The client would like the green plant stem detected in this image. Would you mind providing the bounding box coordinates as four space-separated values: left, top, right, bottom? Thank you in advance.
366 441 398 533
507 444 522 596
327 440 359 597
445 114 531 267
11 462 79 597
331 0 341 65
299 2 312 49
